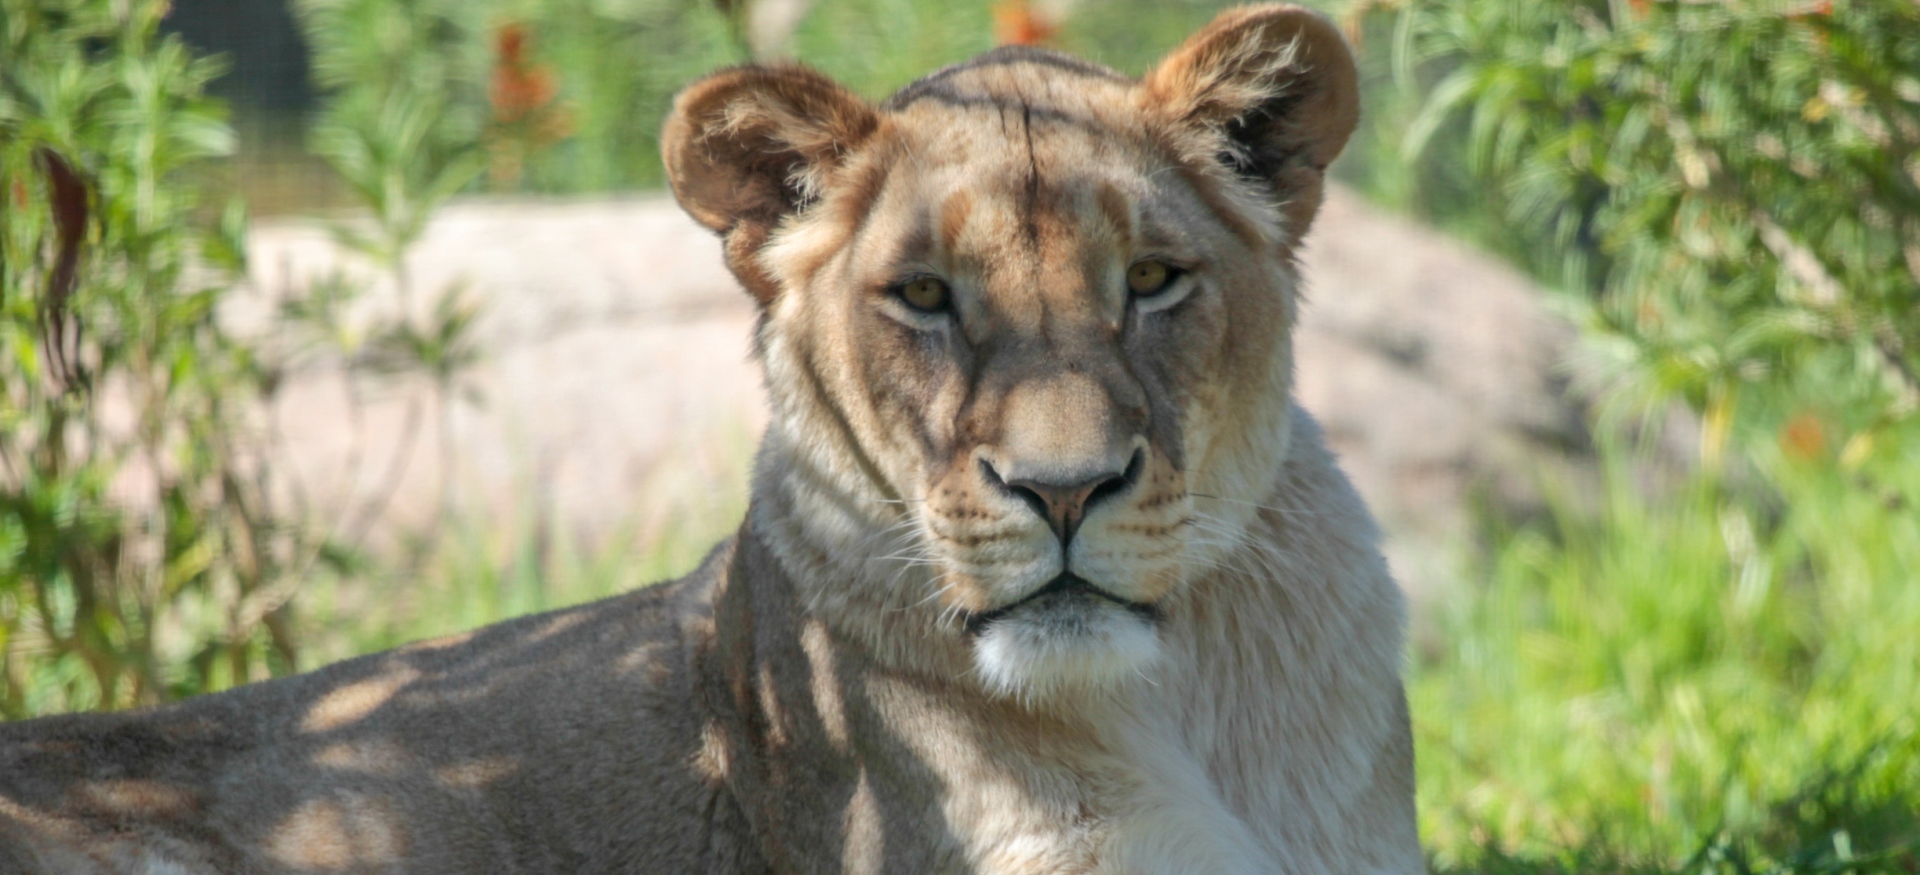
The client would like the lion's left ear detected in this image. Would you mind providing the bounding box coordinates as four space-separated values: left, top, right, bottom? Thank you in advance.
1141 4 1358 237
662 65 879 304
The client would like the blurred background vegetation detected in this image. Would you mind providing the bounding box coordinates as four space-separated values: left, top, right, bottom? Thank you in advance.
3 0 1916 872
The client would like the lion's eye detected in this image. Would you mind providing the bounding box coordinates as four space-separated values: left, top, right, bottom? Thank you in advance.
1127 261 1177 297
895 277 952 313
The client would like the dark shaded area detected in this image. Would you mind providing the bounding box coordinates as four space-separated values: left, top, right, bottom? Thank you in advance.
161 0 347 215
162 0 314 115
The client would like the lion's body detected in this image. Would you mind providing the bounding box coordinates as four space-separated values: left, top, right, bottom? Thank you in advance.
2 7 1425 873
0 414 1413 875
0 561 747 874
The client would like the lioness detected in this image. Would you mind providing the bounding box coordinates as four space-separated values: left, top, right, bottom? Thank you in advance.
0 6 1421 873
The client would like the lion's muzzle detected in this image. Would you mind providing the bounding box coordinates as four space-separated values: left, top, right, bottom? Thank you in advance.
963 572 1162 637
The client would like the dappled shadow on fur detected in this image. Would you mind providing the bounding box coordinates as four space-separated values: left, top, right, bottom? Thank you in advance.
0 540 968 874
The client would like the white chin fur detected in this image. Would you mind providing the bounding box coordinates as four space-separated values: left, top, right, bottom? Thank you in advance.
971 597 1162 701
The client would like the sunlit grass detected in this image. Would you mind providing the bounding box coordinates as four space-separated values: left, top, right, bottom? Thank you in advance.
1414 429 1920 873
295 426 755 666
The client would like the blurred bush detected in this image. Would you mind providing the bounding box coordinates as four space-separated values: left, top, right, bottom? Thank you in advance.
1361 0 1919 460
294 0 741 193
0 0 485 717
0 0 301 714
287 0 1240 194
1339 2 1920 870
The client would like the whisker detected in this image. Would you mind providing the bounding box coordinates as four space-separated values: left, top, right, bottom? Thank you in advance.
865 547 938 565
1189 492 1328 518
905 579 956 611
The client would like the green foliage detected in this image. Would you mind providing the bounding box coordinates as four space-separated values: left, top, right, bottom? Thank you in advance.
504 0 739 192
296 0 487 259
1414 421 1920 871
786 0 994 96
0 0 298 714
295 0 496 551
1054 0 1267 72
0 0 489 717
1347 13 1920 863
294 0 740 194
289 0 1309 195
1381 0 1920 453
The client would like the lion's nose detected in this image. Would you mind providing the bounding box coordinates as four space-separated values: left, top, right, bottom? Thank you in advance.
982 450 1143 543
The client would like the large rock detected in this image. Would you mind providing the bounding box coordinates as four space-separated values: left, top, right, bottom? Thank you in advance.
248 187 1589 598
249 197 764 559
1294 189 1588 594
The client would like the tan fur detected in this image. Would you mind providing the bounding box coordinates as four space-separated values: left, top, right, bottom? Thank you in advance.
0 6 1420 873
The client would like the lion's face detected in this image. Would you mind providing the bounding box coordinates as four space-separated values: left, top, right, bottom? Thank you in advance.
756 86 1302 695
665 5 1358 698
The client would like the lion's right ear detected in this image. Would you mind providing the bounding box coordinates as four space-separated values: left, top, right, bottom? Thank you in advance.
662 65 879 304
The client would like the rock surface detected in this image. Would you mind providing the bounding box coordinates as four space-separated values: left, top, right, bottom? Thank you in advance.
248 186 1588 598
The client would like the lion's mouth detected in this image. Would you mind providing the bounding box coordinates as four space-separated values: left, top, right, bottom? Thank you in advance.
963 573 1161 636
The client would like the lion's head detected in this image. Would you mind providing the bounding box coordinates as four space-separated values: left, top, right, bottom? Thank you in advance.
664 5 1358 700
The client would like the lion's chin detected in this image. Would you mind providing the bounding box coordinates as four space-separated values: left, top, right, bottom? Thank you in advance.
969 591 1163 702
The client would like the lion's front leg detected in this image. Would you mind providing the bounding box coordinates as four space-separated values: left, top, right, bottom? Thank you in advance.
1099 808 1275 875
1091 733 1279 875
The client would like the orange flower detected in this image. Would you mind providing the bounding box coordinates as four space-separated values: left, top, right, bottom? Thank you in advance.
1779 411 1828 461
993 1 1059 47
1788 0 1833 18
485 22 573 187
497 21 529 64
489 23 558 126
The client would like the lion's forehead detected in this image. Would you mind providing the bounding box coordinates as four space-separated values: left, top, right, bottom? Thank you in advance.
848 114 1204 257
887 102 1153 184
881 46 1138 118
873 51 1160 188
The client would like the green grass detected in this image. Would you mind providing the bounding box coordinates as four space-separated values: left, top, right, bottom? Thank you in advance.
293 427 754 666
1414 431 1920 873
